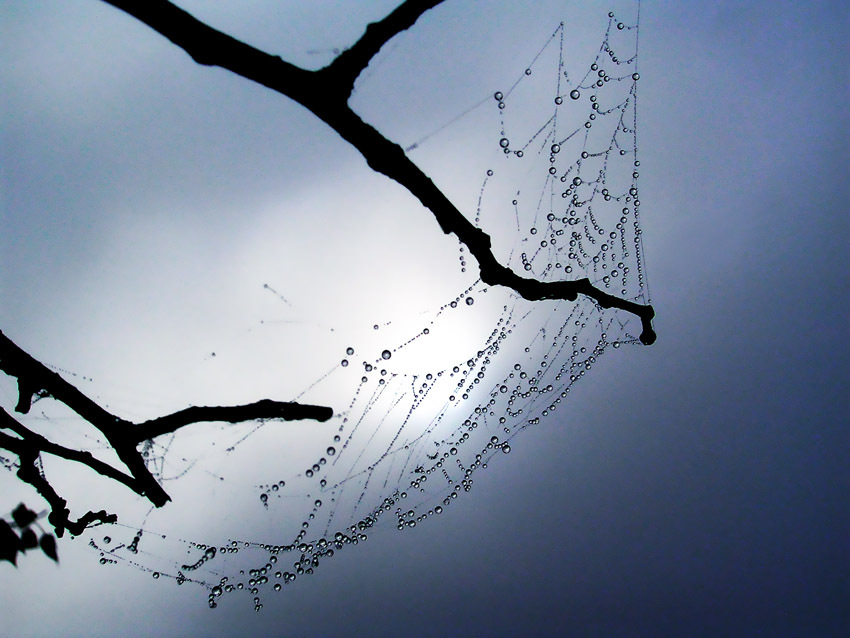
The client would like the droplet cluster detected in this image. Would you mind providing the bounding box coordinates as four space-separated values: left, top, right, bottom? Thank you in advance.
90 5 650 616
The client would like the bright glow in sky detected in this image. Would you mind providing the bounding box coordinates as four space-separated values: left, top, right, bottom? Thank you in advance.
1 1 847 636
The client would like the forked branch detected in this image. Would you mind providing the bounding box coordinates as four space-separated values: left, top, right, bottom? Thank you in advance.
101 0 657 345
0 330 334 534
1 429 119 537
323 0 444 98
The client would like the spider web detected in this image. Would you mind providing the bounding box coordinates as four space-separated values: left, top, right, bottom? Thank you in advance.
2 1 649 612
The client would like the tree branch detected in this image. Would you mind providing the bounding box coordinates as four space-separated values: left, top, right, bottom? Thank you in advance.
134 399 333 443
1 430 118 537
0 331 125 427
1 330 335 515
102 0 314 101
0 408 143 495
99 0 657 345
323 0 444 98
0 330 171 506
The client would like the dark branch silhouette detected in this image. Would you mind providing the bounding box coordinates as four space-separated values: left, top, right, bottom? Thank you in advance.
1 429 119 538
102 0 657 346
1 412 141 493
0 330 333 535
324 0 443 98
2 0 656 544
134 400 334 442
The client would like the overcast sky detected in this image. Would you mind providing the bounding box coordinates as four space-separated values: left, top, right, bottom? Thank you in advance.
1 1 848 637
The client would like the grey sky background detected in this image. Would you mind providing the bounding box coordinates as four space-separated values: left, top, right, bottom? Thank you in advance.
1 1 848 637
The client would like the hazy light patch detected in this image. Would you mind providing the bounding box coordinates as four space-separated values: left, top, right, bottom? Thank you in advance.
1 0 654 622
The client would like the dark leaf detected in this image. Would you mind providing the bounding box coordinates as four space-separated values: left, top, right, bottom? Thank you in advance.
20 528 38 551
11 503 37 528
0 520 19 566
40 533 58 562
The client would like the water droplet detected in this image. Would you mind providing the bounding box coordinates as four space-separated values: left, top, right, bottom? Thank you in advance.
381 349 392 360
551 144 560 154
465 297 474 306
493 91 503 101
346 347 354 355
499 138 510 148
341 359 348 367
617 22 625 30
327 446 336 456
487 169 494 176
570 89 580 100
632 72 640 81
554 96 563 105
502 444 511 454
152 572 160 579
525 68 532 75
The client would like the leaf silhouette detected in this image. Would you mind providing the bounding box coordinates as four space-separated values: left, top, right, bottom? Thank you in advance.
11 503 37 529
40 533 58 562
0 520 19 566
20 528 38 551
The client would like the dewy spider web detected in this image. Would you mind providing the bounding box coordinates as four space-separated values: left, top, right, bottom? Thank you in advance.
4 2 649 611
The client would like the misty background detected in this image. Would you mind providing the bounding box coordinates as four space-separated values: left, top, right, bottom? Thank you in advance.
1 1 847 636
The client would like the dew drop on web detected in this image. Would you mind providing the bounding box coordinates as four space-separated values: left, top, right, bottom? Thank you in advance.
97 4 653 612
